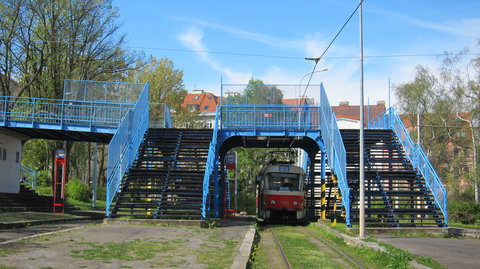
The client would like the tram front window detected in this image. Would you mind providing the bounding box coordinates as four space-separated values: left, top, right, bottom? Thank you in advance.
268 173 301 191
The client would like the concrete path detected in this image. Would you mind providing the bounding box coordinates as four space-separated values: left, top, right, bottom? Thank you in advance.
377 236 480 269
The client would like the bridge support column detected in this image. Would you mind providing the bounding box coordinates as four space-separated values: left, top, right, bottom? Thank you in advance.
213 152 220 218
309 153 316 220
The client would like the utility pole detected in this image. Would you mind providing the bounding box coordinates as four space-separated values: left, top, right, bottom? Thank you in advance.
457 114 479 203
358 0 366 238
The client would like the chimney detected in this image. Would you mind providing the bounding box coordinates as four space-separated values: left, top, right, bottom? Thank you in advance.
339 101 349 107
377 100 385 106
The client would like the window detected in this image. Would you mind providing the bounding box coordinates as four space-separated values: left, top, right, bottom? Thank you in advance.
2 148 6 161
0 147 2 160
16 152 20 164
193 95 199 100
203 105 209 110
268 173 301 191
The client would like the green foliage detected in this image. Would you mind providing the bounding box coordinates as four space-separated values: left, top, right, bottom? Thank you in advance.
66 178 91 202
237 190 256 215
227 78 283 105
96 185 107 201
449 201 480 224
36 170 52 188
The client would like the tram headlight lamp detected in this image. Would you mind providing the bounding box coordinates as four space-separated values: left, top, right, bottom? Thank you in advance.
293 201 298 206
270 200 276 205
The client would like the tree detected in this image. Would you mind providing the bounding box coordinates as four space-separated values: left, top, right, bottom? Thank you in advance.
395 50 480 203
227 78 284 105
0 0 138 98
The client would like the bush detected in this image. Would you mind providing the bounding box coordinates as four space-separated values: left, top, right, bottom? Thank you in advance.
35 170 52 188
66 178 91 202
449 201 480 224
237 190 256 215
37 186 52 196
95 184 107 201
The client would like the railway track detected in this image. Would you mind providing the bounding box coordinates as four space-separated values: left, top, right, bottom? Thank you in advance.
265 225 365 269
269 228 292 269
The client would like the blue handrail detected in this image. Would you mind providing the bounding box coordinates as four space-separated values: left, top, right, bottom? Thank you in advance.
319 84 349 227
0 96 134 130
201 107 220 219
106 83 150 217
20 164 37 189
369 107 448 225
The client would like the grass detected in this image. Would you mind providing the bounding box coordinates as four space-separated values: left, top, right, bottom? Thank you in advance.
0 265 15 269
308 224 446 269
448 221 480 229
67 198 106 211
194 228 241 269
274 226 346 268
71 238 176 261
0 212 75 223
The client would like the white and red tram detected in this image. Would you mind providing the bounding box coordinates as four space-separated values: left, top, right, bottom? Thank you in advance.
256 161 306 222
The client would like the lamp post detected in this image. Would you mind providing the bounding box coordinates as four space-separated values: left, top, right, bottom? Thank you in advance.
359 0 366 238
298 68 329 105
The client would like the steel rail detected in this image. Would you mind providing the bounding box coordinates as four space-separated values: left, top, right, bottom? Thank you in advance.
269 228 292 269
303 227 366 269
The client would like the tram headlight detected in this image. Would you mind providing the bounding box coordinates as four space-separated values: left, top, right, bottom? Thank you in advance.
293 201 298 206
270 200 276 205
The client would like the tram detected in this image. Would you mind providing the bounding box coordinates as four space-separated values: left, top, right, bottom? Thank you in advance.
256 156 307 222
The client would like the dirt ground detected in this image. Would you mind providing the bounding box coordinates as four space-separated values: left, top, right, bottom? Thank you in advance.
0 222 251 269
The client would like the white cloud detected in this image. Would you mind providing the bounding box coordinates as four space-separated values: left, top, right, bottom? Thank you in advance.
178 27 252 84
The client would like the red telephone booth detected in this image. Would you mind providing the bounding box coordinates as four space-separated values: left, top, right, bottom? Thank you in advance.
53 148 67 214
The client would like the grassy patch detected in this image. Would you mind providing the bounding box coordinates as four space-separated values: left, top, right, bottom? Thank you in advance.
0 264 15 269
67 198 106 211
449 221 480 229
0 212 75 223
309 225 446 269
274 226 345 268
0 248 18 258
71 238 176 261
195 229 240 269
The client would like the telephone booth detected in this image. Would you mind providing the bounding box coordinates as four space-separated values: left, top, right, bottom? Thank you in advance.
53 148 66 214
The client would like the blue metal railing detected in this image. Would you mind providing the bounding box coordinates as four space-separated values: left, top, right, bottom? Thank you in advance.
201 108 220 219
220 104 318 130
106 83 150 216
149 102 172 128
369 107 448 225
319 84 349 226
20 164 37 189
0 96 133 131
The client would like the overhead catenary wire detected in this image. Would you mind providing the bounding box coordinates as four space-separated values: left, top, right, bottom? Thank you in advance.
301 0 365 98
0 37 476 61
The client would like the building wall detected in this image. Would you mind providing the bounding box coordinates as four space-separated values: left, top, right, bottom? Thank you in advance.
337 118 360 129
0 132 22 193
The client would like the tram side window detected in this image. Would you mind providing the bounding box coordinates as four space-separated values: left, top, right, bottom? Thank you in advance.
268 173 300 191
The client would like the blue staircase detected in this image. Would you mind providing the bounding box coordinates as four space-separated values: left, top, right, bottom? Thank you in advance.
1 79 448 227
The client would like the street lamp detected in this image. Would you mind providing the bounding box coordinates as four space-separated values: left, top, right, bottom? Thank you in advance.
298 68 329 105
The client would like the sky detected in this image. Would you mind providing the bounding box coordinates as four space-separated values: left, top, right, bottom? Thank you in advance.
113 0 480 106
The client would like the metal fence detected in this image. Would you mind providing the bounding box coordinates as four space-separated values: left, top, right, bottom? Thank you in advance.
0 96 133 129
106 83 150 216
63 79 145 103
369 107 448 225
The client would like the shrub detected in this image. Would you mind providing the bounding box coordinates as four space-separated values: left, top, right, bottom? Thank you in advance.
95 184 107 201
37 186 52 196
35 170 52 188
66 178 91 202
449 201 480 224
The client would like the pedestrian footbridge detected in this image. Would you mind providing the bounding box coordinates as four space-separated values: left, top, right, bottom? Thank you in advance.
1 80 447 228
